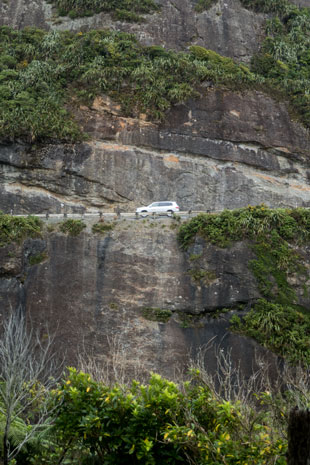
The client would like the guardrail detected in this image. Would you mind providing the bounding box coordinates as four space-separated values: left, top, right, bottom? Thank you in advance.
10 211 209 220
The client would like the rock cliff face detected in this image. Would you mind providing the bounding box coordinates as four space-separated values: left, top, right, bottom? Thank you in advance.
0 220 284 374
1 0 310 375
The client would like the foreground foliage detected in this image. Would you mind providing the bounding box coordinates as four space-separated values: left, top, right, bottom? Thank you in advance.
0 310 307 465
0 312 60 465
27 368 286 465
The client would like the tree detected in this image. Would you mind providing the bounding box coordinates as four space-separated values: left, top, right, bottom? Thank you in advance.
0 309 61 465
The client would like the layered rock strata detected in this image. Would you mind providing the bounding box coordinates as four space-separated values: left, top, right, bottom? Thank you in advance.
1 89 310 214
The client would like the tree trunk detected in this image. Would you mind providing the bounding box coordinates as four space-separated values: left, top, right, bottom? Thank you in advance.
3 430 9 465
287 408 310 465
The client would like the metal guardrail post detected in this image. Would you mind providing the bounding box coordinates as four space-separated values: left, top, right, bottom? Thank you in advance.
64 213 67 218
46 213 49 219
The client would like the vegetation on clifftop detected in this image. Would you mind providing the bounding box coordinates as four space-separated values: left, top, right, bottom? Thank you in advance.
2 8 310 142
0 26 258 142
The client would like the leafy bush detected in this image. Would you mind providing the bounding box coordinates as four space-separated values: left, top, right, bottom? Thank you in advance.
188 268 216 283
59 219 86 236
45 368 286 465
0 212 42 246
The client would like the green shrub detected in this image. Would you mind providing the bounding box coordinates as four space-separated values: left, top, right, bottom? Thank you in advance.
28 251 48 265
178 206 310 249
188 268 216 283
141 307 172 323
176 312 204 328
0 212 42 246
59 219 86 236
240 0 294 15
114 9 144 22
92 222 114 235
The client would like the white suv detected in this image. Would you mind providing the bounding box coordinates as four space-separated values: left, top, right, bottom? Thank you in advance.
136 201 180 216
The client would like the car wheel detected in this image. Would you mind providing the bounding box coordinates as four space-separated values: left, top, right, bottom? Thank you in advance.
140 210 148 218
167 210 173 217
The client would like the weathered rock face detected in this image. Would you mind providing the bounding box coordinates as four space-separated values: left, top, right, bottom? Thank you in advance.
0 0 266 62
1 0 310 379
0 221 287 375
1 89 310 214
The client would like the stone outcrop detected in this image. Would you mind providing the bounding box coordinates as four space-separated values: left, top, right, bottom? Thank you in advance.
0 0 266 62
